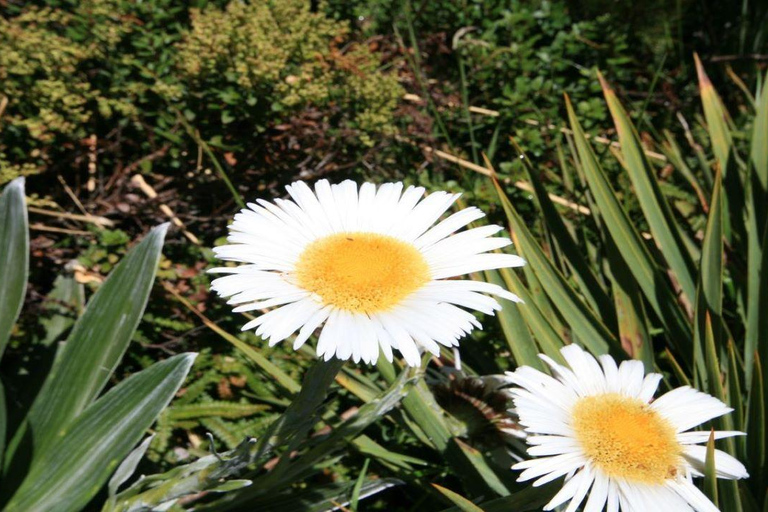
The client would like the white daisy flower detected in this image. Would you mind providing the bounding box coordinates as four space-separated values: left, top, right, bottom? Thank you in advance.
506 344 748 512
210 179 525 366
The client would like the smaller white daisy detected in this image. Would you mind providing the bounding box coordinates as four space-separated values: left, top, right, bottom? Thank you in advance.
506 344 748 512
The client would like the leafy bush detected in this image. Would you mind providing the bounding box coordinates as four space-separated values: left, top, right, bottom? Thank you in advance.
0 0 402 187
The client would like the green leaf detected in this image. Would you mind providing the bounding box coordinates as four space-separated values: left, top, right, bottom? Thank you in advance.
6 353 197 512
492 177 617 357
484 269 543 370
509 138 615 328
695 55 733 172
231 479 403 512
0 177 29 357
433 484 485 512
496 266 565 364
565 94 693 355
747 358 766 488
350 458 370 511
695 170 725 387
253 358 344 467
606 238 654 370
379 359 511 497
746 81 768 381
462 481 559 512
26 224 169 456
704 429 719 507
107 435 155 503
600 74 698 303
0 380 6 467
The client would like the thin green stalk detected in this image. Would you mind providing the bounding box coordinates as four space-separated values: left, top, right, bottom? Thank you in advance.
175 110 245 209
458 54 478 164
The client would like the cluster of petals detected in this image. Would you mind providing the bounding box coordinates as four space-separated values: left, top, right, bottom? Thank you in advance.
210 179 525 366
505 344 748 512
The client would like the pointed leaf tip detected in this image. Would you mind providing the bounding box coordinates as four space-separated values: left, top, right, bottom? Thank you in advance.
596 70 611 92
694 53 712 88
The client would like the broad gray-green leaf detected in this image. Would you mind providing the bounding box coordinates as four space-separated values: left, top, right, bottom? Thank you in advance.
27 223 168 456
108 435 156 502
6 352 196 512
0 177 29 357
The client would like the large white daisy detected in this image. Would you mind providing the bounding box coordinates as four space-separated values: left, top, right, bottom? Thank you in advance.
210 179 525 366
506 344 748 512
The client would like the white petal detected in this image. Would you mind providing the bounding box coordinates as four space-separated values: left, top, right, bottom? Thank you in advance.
682 445 749 479
651 387 732 432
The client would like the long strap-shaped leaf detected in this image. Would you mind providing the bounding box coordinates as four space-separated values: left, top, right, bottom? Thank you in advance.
492 177 617 357
5 352 196 512
0 178 28 357
694 169 725 388
509 138 616 331
565 95 693 355
745 72 768 384
26 223 168 457
599 73 698 304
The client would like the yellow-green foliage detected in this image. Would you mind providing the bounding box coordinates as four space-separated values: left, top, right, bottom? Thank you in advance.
0 156 39 186
0 2 134 142
177 0 402 145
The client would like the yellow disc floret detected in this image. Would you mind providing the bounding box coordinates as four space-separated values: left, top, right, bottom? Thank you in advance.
572 393 681 483
294 232 430 314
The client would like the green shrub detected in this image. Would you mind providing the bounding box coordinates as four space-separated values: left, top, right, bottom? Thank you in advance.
175 0 402 146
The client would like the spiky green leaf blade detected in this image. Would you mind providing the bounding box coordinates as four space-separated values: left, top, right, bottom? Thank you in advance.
695 55 733 172
26 224 169 456
695 170 725 388
751 73 768 189
746 73 768 383
701 314 742 509
350 458 370 511
433 484 485 512
0 178 29 357
229 479 403 512
484 269 543 370
0 380 6 468
606 239 654 370
565 95 693 353
600 74 698 304
704 430 719 507
510 138 615 327
253 358 344 466
492 178 616 356
6 353 196 512
496 266 565 364
747 358 765 490
456 482 559 512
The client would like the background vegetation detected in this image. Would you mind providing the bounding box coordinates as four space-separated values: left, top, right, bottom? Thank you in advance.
1 0 767 510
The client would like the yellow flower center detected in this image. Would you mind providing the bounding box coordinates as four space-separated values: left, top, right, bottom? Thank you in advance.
572 393 681 483
294 232 430 314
